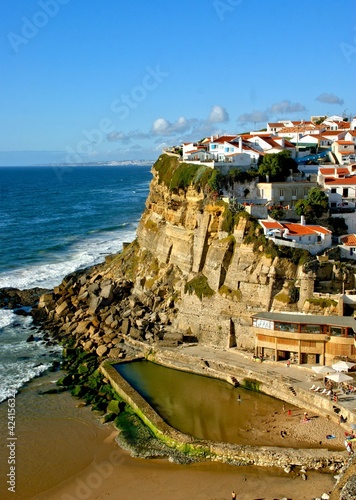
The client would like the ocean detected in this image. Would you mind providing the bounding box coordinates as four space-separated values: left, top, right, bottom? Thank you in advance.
0 164 152 402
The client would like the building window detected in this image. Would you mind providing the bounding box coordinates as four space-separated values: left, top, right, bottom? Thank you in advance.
279 189 285 197
292 188 297 197
343 188 349 197
331 188 337 193
301 324 321 334
330 326 342 337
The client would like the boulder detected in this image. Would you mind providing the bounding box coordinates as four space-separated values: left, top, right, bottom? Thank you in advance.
100 282 114 300
55 301 70 318
74 320 91 336
121 318 131 336
88 296 102 315
96 345 108 357
108 348 122 358
129 328 143 340
83 340 93 351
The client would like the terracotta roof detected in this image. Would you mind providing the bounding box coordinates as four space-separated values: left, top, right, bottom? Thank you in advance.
319 167 349 176
336 121 351 129
325 177 356 185
340 234 356 246
279 125 316 133
336 140 355 145
211 135 239 143
321 131 345 136
319 168 335 175
260 220 331 236
267 122 285 128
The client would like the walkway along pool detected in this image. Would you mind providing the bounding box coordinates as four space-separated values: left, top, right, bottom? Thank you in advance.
100 354 346 471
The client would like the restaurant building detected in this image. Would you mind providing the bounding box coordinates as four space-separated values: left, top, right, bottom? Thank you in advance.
252 312 356 365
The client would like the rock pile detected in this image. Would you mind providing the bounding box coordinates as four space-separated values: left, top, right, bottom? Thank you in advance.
33 266 184 358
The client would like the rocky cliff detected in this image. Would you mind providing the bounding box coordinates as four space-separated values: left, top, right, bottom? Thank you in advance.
34 154 356 354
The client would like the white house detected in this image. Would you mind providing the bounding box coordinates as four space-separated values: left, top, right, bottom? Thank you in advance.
321 130 347 142
339 234 356 260
323 175 356 205
259 217 332 255
266 122 286 134
245 134 284 155
345 130 356 147
331 140 356 164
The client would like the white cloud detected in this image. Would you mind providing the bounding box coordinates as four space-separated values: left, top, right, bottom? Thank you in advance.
237 100 307 125
208 105 229 123
151 116 193 136
316 93 344 105
237 110 270 124
268 100 306 114
151 105 229 138
106 105 230 146
107 130 149 143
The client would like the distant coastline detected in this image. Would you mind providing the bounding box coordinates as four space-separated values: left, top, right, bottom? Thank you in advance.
35 160 155 167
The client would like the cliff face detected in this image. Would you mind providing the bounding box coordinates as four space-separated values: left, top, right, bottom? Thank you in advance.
36 154 355 353
105 155 317 350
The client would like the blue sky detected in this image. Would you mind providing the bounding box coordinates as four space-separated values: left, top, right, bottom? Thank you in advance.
0 0 355 165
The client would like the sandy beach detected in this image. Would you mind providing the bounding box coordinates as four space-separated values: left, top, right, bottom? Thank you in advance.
0 369 348 500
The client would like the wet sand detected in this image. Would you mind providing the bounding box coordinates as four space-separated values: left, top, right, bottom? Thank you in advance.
0 371 345 500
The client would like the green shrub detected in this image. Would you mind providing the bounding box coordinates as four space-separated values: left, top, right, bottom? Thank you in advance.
307 298 337 308
170 163 201 191
185 274 215 300
218 285 241 301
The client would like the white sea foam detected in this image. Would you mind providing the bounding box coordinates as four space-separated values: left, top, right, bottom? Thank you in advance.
0 226 137 290
0 309 17 328
0 361 53 402
0 317 62 403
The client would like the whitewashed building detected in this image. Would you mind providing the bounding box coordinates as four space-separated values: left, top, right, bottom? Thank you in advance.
259 217 332 255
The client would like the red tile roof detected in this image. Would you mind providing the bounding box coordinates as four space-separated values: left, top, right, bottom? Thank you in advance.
341 234 356 246
211 135 239 143
319 167 349 175
260 220 331 236
325 177 356 185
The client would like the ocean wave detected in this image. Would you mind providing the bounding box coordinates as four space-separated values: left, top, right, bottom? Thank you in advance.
0 361 53 403
0 309 17 328
0 226 138 290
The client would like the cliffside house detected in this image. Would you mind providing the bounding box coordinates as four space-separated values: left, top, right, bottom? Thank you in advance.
252 311 356 365
345 130 356 147
256 180 317 209
243 133 297 158
322 175 356 208
331 140 356 165
339 234 356 260
259 218 332 255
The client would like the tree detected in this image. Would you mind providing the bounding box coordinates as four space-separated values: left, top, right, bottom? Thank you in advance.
295 187 328 222
258 150 297 181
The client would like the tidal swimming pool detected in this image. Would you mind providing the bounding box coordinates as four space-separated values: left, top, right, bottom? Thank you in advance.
114 360 294 446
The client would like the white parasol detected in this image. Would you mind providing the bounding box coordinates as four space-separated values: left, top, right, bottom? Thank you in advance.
331 361 356 372
325 372 353 383
312 365 335 374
